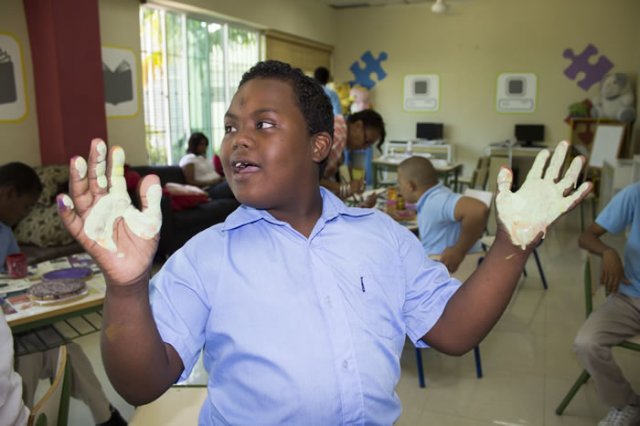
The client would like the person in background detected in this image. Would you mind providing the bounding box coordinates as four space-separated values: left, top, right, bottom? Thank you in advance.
397 156 489 273
313 66 342 116
0 162 127 426
321 109 385 206
179 132 236 200
575 181 640 426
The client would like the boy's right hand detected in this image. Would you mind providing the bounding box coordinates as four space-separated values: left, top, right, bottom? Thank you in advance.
57 139 162 287
601 249 629 294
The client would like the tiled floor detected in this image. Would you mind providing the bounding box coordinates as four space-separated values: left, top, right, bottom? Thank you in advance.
60 207 639 425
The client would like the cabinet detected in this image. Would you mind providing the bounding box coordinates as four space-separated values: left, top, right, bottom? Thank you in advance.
568 118 633 159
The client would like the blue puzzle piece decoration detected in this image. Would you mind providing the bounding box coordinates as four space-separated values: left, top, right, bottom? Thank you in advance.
563 44 613 91
349 50 388 89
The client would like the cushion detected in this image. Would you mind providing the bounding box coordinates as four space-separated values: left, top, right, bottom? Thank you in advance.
163 183 209 212
13 204 75 248
34 165 69 206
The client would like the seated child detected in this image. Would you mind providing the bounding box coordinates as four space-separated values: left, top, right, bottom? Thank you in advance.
0 162 126 426
57 60 590 424
397 156 489 272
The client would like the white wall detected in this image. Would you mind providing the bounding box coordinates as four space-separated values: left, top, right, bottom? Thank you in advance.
332 0 640 174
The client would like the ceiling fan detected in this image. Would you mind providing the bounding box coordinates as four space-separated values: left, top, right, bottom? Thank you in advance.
431 0 447 14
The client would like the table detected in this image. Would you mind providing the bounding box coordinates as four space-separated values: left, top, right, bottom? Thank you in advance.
3 254 105 335
372 155 463 191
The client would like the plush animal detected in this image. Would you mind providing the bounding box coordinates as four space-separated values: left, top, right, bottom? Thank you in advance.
349 85 371 113
591 72 636 122
334 82 352 115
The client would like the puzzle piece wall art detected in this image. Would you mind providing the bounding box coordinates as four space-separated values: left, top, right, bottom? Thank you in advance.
563 44 613 91
349 50 388 89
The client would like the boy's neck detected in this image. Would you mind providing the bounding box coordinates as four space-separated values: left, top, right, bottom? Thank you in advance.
268 190 324 238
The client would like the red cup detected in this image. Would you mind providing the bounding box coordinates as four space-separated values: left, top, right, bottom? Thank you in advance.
6 253 28 278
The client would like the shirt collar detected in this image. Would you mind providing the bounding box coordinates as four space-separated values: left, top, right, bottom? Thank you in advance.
416 182 444 211
222 187 374 232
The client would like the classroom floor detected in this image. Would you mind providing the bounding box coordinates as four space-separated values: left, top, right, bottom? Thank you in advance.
61 207 640 425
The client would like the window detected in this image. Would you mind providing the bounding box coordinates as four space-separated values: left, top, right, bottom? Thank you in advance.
140 6 261 164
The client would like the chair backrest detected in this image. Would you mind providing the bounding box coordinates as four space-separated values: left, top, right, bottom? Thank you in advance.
28 345 68 426
469 156 490 190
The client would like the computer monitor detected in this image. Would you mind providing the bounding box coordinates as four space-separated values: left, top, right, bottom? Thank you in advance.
514 124 545 147
416 122 443 141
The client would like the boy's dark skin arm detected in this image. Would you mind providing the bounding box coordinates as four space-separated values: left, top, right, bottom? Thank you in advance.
439 196 489 273
579 222 628 294
424 145 591 355
58 139 183 405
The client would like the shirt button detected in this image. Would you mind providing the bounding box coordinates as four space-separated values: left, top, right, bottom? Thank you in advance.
342 360 349 369
324 296 332 308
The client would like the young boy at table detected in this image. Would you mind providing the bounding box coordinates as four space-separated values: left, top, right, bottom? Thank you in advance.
397 156 489 273
57 60 591 424
0 162 127 426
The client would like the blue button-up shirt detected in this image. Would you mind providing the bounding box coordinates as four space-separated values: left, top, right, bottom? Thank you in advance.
0 221 20 273
150 188 460 425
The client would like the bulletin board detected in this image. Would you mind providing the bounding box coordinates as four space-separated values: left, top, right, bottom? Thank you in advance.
0 33 27 122
588 123 625 168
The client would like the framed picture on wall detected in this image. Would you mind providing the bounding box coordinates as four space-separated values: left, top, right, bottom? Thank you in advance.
0 33 27 122
102 46 139 118
496 73 537 113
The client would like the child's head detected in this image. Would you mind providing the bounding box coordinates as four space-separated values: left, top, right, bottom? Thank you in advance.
220 60 333 211
0 162 42 226
347 109 386 151
397 156 437 203
313 66 330 85
187 132 209 156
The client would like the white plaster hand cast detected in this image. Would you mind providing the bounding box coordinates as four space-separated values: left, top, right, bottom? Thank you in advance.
57 139 162 280
495 140 591 249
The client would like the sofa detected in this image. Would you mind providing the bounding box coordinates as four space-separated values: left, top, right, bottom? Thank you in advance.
128 165 240 259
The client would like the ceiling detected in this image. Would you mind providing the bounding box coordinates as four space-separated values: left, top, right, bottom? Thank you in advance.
314 0 434 9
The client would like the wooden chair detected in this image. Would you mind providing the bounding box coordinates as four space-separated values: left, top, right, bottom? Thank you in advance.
555 252 640 415
28 345 70 426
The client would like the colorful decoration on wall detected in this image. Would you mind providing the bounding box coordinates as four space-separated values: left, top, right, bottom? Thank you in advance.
349 50 388 89
0 33 27 122
496 73 537 113
563 44 613 91
102 46 138 117
403 74 439 112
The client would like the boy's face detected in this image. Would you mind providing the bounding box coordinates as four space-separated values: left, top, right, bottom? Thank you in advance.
220 78 329 211
0 188 39 226
347 120 380 151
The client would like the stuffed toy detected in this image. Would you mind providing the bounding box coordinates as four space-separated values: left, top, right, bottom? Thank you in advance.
591 72 636 122
349 85 371 113
333 82 351 115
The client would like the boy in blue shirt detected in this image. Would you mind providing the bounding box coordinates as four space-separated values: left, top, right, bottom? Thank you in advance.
58 60 590 425
575 181 640 426
397 155 489 273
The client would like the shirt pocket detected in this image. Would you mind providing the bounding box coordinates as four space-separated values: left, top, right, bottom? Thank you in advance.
345 262 405 340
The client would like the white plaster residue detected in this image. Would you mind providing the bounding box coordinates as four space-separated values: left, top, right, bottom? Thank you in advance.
496 141 590 249
75 157 87 179
96 140 107 161
60 194 74 210
96 141 108 188
83 145 162 252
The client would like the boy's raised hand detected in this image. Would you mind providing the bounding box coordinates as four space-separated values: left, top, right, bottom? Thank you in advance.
57 139 162 286
495 141 592 249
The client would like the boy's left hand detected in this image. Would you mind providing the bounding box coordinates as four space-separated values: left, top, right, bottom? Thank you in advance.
495 141 591 249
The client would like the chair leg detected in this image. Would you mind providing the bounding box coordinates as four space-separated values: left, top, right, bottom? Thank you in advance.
556 370 590 415
533 248 548 290
473 346 483 378
415 348 426 388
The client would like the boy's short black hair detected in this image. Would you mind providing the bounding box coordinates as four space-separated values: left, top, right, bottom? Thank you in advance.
313 66 330 85
0 162 42 196
187 132 208 154
239 60 334 140
348 109 387 150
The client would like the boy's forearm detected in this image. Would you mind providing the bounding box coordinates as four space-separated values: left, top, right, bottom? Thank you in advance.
101 278 183 405
424 229 532 354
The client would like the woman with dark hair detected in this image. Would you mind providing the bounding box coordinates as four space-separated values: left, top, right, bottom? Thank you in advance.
179 132 235 200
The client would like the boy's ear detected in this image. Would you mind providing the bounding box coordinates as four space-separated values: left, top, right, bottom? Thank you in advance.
311 132 332 162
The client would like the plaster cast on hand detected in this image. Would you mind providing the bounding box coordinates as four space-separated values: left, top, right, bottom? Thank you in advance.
83 145 162 252
495 141 590 249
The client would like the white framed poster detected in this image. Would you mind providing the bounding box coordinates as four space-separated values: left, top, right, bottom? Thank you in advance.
496 72 537 113
0 33 27 122
102 46 138 117
403 74 439 112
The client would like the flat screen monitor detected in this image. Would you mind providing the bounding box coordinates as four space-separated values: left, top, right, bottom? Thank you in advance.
416 122 443 140
514 124 545 147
